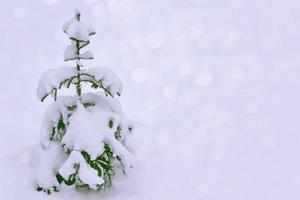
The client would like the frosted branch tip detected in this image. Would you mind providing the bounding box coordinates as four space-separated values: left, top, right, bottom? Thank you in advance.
75 9 80 21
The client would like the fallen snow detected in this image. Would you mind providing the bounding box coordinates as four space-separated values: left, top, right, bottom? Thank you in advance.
0 125 147 200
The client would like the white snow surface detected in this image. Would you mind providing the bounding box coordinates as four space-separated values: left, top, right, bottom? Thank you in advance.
86 67 123 96
64 44 94 61
59 150 105 188
2 1 300 200
37 66 77 100
37 65 123 101
40 92 128 149
63 44 77 61
40 95 75 149
79 50 94 60
61 101 134 168
34 143 67 188
63 12 95 42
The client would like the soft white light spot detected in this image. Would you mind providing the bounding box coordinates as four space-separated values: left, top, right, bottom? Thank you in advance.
148 71 161 83
230 0 243 10
18 151 32 165
108 0 134 16
230 67 244 79
177 142 193 157
156 132 171 149
228 30 240 41
245 103 258 114
195 125 209 140
13 7 28 19
216 135 228 148
131 68 149 82
145 99 159 111
108 0 122 12
178 62 192 77
173 34 188 47
157 59 172 72
146 33 164 49
190 24 205 37
19 65 27 71
220 82 236 97
83 0 97 4
202 103 218 118
195 72 212 87
196 184 209 198
265 137 276 149
129 34 143 48
42 0 59 5
215 111 230 126
162 85 177 99
210 149 224 162
53 30 65 43
92 3 107 17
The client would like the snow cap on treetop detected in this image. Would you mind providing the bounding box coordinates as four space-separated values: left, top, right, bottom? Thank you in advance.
74 9 80 21
63 10 96 42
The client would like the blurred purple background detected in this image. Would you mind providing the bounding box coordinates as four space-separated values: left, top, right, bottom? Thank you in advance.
1 0 300 199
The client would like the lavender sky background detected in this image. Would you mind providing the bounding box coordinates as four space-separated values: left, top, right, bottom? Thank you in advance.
1 0 300 199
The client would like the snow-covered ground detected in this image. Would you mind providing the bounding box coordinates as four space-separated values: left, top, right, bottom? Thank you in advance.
1 0 300 199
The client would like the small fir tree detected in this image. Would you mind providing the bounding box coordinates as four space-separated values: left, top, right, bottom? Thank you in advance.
35 10 134 194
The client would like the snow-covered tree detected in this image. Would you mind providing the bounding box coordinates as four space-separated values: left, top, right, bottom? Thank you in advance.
35 10 134 194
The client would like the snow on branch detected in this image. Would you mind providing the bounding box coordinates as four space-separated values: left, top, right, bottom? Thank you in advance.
81 67 123 97
59 151 104 189
40 96 77 149
40 93 131 150
35 143 67 189
37 66 78 102
64 44 94 61
61 103 134 169
80 93 123 114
